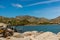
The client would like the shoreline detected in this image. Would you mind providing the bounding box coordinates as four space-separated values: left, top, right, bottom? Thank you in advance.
12 24 60 26
0 31 60 40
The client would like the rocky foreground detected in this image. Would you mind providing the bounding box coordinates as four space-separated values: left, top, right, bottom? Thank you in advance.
0 31 60 40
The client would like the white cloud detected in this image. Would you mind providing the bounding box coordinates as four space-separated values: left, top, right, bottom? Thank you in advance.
26 0 60 7
12 4 23 8
0 5 5 8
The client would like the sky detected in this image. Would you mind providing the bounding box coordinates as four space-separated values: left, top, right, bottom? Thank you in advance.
0 0 60 19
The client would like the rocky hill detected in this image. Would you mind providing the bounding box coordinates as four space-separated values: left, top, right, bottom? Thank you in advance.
50 16 60 24
0 15 60 26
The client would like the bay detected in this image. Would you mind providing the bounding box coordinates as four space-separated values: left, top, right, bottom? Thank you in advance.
13 24 60 33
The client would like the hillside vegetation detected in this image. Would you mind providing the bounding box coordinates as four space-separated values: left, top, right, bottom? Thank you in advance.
0 15 60 26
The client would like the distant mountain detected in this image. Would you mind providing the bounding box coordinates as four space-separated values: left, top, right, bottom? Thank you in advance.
38 18 49 24
50 16 60 24
0 15 60 26
16 15 39 22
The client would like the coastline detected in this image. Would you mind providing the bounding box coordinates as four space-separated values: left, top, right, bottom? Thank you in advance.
12 24 59 26
0 31 60 40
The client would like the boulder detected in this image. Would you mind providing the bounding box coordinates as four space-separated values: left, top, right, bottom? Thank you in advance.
13 32 24 38
35 32 59 40
23 31 40 37
57 32 60 39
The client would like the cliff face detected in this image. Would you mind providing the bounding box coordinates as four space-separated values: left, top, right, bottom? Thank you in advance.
0 15 60 26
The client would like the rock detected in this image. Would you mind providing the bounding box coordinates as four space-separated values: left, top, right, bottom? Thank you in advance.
23 31 34 36
23 31 40 37
0 38 6 40
0 31 60 40
57 32 60 39
24 37 32 40
13 32 24 38
35 32 59 40
7 37 24 40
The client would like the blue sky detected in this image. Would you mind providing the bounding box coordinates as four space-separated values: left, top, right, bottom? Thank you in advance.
0 0 60 19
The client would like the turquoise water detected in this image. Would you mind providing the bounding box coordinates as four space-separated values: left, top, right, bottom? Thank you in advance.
14 24 60 33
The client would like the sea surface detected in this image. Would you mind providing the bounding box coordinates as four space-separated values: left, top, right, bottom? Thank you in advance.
13 24 60 33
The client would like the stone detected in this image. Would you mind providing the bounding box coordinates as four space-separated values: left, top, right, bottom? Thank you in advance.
35 32 59 40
